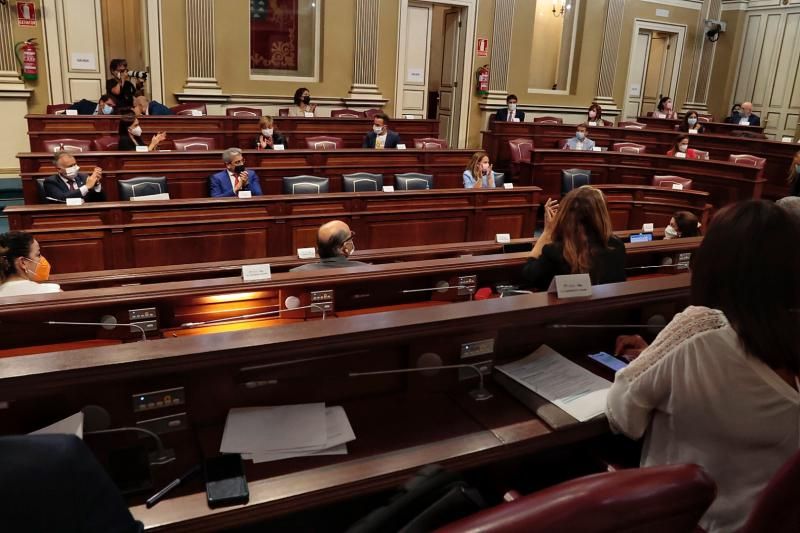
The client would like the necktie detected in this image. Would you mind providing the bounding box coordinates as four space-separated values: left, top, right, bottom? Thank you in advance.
68 180 77 191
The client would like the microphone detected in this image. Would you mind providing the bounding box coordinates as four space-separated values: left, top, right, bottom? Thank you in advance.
401 280 474 299
45 197 67 203
348 352 493 401
624 264 684 271
82 405 175 466
180 297 326 328
46 315 148 341
547 314 668 331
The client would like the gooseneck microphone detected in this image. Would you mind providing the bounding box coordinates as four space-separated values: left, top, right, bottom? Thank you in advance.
46 315 147 341
401 281 474 300
180 297 326 328
546 315 668 331
82 405 175 466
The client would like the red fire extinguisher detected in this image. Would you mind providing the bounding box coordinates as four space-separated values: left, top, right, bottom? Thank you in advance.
15 38 38 81
476 65 490 96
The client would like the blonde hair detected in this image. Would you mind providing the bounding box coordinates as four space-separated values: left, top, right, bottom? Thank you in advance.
258 116 274 128
550 186 614 274
467 151 489 189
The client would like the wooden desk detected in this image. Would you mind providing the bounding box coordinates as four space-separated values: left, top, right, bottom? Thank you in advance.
25 115 440 153
18 148 476 203
0 274 690 531
6 188 540 272
482 122 795 199
635 116 765 135
525 151 760 212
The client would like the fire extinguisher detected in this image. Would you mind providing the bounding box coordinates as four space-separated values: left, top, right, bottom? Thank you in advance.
476 65 490 96
14 38 38 81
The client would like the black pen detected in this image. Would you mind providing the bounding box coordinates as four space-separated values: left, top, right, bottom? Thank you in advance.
145 464 201 509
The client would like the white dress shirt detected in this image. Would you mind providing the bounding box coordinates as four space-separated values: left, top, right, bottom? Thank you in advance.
607 306 800 532
60 175 101 196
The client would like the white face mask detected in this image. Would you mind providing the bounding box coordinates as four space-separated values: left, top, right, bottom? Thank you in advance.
130 126 142 137
687 118 697 126
665 225 679 239
508 103 517 111
576 131 586 140
373 125 383 134
262 128 273 137
64 165 80 179
678 144 688 153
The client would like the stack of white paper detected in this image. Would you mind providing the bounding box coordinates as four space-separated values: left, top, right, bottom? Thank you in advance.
220 403 356 464
30 411 84 438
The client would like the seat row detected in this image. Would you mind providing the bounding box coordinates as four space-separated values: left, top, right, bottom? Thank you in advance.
45 103 386 119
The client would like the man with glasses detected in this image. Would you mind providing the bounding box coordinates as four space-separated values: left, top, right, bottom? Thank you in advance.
290 220 369 271
209 148 264 197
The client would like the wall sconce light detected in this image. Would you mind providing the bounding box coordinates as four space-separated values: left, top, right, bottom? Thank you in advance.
552 0 568 18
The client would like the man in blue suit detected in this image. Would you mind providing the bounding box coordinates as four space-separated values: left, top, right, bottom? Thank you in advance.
362 113 402 149
42 151 106 203
494 94 525 122
209 148 264 197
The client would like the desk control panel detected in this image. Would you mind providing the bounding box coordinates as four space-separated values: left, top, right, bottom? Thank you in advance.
132 387 186 413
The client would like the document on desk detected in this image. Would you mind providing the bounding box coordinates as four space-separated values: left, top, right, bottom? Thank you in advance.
220 402 328 454
496 345 611 422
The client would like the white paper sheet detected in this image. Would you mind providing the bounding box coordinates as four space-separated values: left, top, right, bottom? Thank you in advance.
496 345 611 422
30 411 84 438
220 403 327 454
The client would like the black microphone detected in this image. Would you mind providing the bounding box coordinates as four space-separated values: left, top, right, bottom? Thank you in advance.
46 315 148 341
547 314 668 331
401 281 475 299
180 297 326 328
82 405 175 466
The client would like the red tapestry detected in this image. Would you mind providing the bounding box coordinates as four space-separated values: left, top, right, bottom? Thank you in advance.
250 0 299 70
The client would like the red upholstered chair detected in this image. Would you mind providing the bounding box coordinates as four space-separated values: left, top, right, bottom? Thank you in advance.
653 175 693 190
305 136 344 150
92 136 119 151
698 115 712 123
693 150 710 160
741 449 800 533
169 103 207 116
278 108 290 117
434 464 716 533
613 142 646 154
619 121 646 129
226 107 262 117
173 137 217 151
46 104 73 115
728 154 766 169
600 119 614 127
331 108 365 118
413 137 448 149
364 108 382 119
533 116 563 125
508 138 534 178
42 138 94 153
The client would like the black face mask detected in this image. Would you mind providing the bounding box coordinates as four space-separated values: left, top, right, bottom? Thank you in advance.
234 164 246 174
302 96 311 105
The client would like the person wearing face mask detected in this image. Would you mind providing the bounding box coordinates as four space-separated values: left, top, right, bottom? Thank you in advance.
563 124 596 151
586 103 606 127
362 113 401 149
209 147 264 197
664 211 701 239
290 220 369 271
462 151 497 189
67 94 116 115
494 94 524 122
0 231 61 297
726 103 742 122
666 135 701 160
107 58 142 112
117 114 167 151
727 101 760 126
255 116 288 150
42 151 105 203
289 87 317 117
787 150 800 197
132 95 172 116
679 111 705 134
653 96 678 120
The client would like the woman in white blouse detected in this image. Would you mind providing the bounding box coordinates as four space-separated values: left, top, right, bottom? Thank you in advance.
608 200 800 533
0 231 61 297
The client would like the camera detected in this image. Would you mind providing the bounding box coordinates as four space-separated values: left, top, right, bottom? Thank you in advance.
127 70 149 81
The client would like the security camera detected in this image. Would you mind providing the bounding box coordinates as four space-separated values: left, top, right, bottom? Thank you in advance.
705 19 726 42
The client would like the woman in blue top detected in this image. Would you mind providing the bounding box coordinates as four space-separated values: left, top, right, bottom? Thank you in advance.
463 151 496 188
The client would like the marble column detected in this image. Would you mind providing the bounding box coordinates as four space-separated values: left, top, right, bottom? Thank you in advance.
594 0 625 109
348 0 382 99
485 0 515 103
684 0 722 112
182 0 221 92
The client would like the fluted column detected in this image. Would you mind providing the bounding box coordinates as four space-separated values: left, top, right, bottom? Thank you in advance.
684 0 722 112
486 0 515 102
348 0 382 98
183 0 221 92
0 3 20 82
594 0 625 108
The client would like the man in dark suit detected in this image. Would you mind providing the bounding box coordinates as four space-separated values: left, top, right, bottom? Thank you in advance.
43 151 106 203
209 147 264 197
726 101 760 126
69 94 116 115
290 220 369 271
494 94 525 122
362 113 402 149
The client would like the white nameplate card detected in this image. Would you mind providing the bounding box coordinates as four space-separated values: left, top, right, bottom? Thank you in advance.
65 109 78 116
304 111 314 118
592 146 602 152
548 274 592 299
588 121 597 127
238 190 252 199
242 264 272 282
671 183 684 190
675 151 686 159
190 109 203 116
396 144 407 150
739 119 749 125
130 193 170 201
66 198 84 206
273 144 285 150
642 223 654 233
781 136 794 143
135 145 149 152
297 247 316 259
495 233 511 244
688 129 698 134
512 118 520 123
382 186 395 192
503 183 514 189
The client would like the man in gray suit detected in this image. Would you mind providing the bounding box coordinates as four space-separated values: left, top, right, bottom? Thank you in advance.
563 124 596 151
290 220 370 272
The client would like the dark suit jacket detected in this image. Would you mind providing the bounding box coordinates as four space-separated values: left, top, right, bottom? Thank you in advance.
209 169 264 197
494 109 525 122
362 130 401 149
43 173 106 203
521 236 627 291
70 99 100 115
726 113 760 126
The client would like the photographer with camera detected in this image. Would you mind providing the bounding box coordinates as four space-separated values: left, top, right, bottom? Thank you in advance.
107 58 147 113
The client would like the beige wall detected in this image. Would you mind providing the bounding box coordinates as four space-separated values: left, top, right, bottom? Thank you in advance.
11 0 49 113
707 8 745 121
